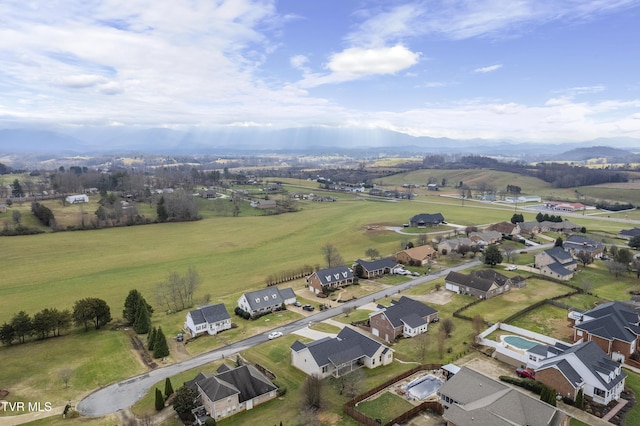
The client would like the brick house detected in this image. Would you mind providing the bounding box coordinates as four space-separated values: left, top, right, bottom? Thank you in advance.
395 245 437 265
306 265 354 295
444 269 512 299
369 296 438 343
573 301 640 362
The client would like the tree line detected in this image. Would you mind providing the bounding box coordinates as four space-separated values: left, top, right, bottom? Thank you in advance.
0 297 112 345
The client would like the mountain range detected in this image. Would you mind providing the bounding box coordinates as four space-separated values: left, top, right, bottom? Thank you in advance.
1 127 639 160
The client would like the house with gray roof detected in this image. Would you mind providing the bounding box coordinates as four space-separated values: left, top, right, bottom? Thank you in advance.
438 367 569 426
437 237 474 254
185 364 278 423
534 341 626 405
290 326 393 378
408 212 444 227
444 269 512 299
564 235 604 259
237 287 296 318
619 227 640 240
369 296 438 343
535 246 576 281
306 265 354 295
573 301 640 362
184 303 232 337
353 257 400 279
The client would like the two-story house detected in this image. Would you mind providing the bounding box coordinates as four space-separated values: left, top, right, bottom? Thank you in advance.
306 265 354 295
369 296 438 343
237 287 296 318
184 304 232 337
534 246 577 280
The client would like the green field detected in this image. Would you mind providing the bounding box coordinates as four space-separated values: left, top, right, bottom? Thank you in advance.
2 172 640 424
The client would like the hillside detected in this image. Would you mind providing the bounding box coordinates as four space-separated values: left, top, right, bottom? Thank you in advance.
555 145 637 162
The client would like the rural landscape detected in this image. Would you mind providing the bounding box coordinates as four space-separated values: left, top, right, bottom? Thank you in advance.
2 147 640 425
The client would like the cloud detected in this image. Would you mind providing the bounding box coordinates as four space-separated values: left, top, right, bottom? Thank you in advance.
58 74 107 88
474 64 502 73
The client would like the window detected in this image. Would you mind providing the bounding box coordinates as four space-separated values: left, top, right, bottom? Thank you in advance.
255 298 260 303
263 296 269 301
272 294 277 299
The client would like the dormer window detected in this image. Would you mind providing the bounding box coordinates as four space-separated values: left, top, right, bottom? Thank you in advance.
255 298 261 303
325 275 331 281
263 296 269 301
272 294 277 299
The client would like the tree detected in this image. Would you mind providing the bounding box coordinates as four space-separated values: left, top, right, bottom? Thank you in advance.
437 328 447 358
155 388 165 411
615 248 633 265
153 327 170 358
629 236 640 250
32 308 57 339
155 267 200 312
73 298 112 331
54 309 72 337
11 311 33 343
483 245 503 267
554 237 564 247
338 367 364 397
148 327 157 350
575 251 593 267
575 388 584 409
301 374 323 410
11 179 23 197
165 377 175 398
502 243 517 263
510 213 524 224
415 332 431 363
364 248 379 260
0 322 16 345
133 302 151 334
173 386 198 421
608 261 627 278
440 318 455 338
12 210 21 224
156 196 168 222
123 289 154 325
59 368 73 389
633 258 640 279
472 315 485 337
321 243 343 268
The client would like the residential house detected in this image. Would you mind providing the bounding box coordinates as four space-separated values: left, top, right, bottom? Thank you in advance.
532 341 626 405
545 220 580 233
353 257 399 279
619 227 640 240
437 238 474 254
395 245 437 266
468 230 502 246
369 296 438 342
184 304 232 337
519 221 541 236
486 221 520 237
306 266 354 295
251 199 277 209
438 367 569 426
185 364 278 423
535 246 577 281
563 235 604 259
290 326 393 378
444 270 511 299
199 188 217 199
408 213 445 227
427 183 439 191
65 194 89 204
237 287 296 318
573 301 640 362
546 201 586 212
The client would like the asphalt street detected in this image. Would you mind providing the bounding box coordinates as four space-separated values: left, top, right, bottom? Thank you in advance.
77 260 481 417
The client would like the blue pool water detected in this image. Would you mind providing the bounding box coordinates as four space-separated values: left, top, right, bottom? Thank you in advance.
404 375 444 400
503 335 539 350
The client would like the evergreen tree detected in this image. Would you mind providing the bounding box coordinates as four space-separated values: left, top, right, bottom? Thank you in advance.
157 196 168 222
123 289 153 325
155 387 164 411
554 237 564 247
153 327 170 358
133 303 151 334
483 245 503 267
575 388 584 409
165 377 174 398
148 327 157 350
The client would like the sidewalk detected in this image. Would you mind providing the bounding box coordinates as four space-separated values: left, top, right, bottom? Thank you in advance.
0 406 64 426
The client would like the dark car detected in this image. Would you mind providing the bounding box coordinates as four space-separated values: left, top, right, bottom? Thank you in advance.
302 304 315 312
516 367 535 379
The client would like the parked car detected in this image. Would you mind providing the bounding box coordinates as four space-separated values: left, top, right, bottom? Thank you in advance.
302 304 315 312
293 301 302 307
516 367 535 379
176 333 184 342
507 265 517 271
411 271 420 277
267 331 283 340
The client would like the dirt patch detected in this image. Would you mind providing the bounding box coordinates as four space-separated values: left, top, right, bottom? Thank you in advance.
127 330 158 369
409 289 453 306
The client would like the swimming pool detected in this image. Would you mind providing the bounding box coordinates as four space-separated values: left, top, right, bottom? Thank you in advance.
502 335 540 350
404 374 444 400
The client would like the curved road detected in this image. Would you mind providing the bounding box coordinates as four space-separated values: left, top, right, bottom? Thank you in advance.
78 260 481 417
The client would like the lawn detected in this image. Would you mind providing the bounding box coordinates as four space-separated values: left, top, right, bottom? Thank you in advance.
509 304 574 342
355 391 415 424
623 370 640 426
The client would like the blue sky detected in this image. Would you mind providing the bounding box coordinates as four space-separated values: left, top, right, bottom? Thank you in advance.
1 0 639 142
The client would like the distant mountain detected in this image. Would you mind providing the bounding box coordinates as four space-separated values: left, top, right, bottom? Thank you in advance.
554 145 637 161
1 126 639 158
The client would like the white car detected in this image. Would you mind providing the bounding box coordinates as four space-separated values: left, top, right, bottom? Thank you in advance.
267 331 283 340
507 265 517 271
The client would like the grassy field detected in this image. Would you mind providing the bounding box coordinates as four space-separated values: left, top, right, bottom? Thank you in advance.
355 391 415 424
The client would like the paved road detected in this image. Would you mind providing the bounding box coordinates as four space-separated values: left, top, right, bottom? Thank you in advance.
77 260 480 417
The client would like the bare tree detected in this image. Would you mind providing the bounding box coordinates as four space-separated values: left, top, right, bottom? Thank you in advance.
502 243 517 263
608 261 627 278
301 374 323 410
365 247 379 260
415 333 431 363
322 244 343 268
576 251 593 267
472 315 485 336
339 368 365 397
342 306 354 317
155 267 200 312
59 368 73 389
633 257 640 279
440 318 455 338
437 328 447 358
416 234 429 247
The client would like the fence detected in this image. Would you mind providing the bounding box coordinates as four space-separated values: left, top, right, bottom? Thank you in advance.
343 364 443 426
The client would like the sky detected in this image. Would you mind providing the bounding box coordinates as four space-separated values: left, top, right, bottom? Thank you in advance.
1 0 640 143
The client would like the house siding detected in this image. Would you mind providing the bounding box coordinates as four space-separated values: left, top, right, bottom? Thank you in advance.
370 313 400 342
536 369 577 400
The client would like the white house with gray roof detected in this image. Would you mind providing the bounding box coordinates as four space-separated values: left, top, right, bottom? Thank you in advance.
237 287 296 318
184 303 232 337
290 326 393 378
535 246 576 280
306 265 354 295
